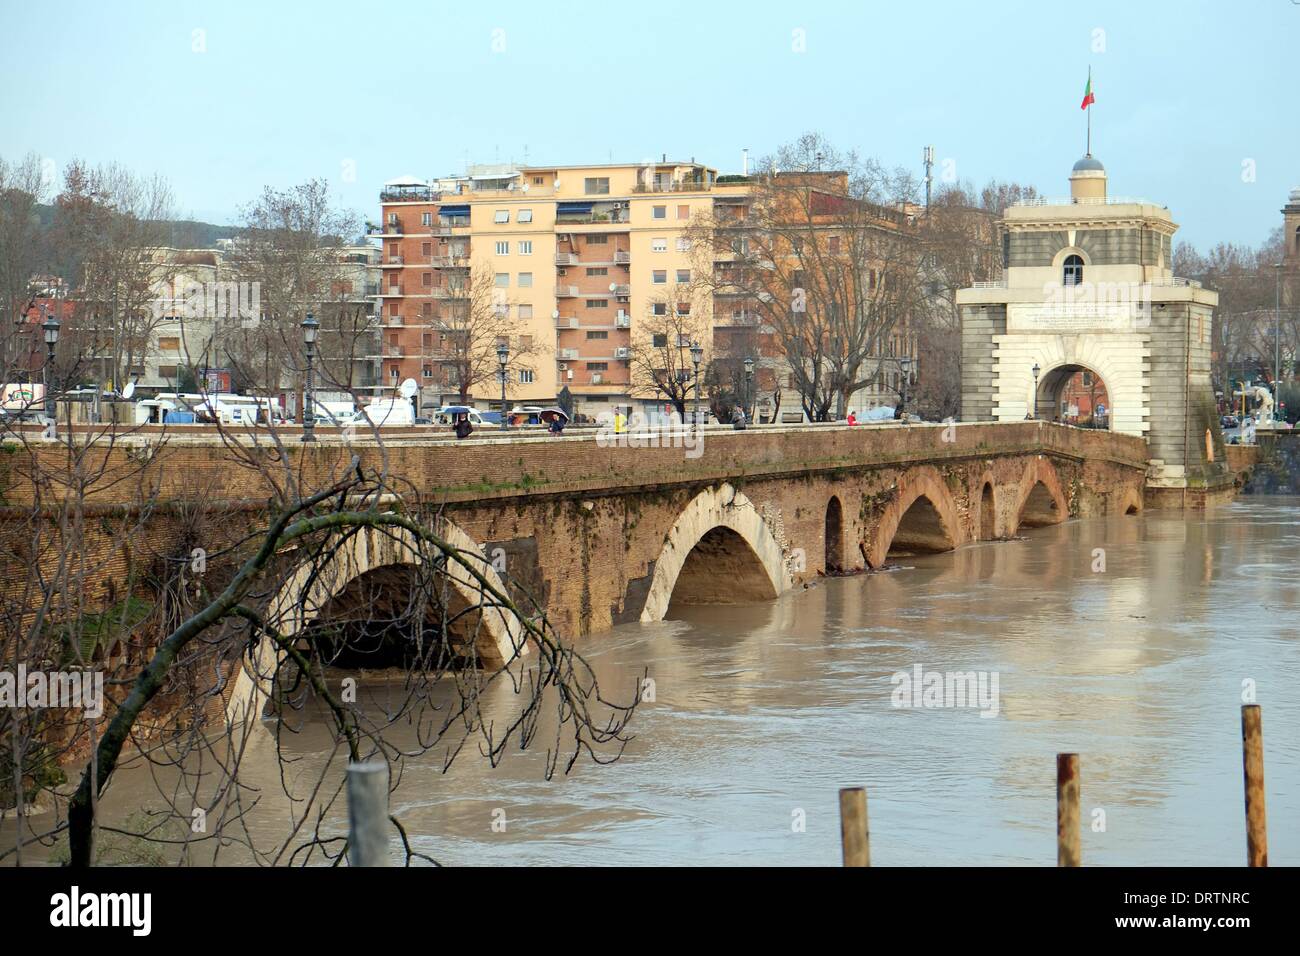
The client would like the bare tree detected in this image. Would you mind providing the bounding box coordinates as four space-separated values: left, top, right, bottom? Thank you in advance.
691 133 928 421
0 153 53 379
627 281 709 418
52 160 180 390
428 265 541 407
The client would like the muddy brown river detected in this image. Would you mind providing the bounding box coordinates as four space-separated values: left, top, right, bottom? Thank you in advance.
10 499 1300 865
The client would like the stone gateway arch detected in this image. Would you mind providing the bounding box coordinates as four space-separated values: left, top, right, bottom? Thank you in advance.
958 154 1234 507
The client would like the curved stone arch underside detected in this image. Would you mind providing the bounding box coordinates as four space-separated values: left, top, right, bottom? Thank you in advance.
226 519 522 726
1013 457 1070 532
864 465 962 569
640 483 793 622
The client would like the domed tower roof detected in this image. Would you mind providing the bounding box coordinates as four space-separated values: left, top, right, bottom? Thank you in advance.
1069 154 1107 201
1288 186 1300 204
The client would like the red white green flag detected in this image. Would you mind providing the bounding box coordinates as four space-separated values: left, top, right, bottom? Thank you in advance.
1080 72 1096 110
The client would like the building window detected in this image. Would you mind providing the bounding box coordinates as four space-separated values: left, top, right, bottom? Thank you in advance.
653 270 667 284
422 272 432 287
421 241 432 256
677 204 689 220
587 234 608 245
158 365 178 379
652 205 667 219
676 237 691 252
1082 371 1093 386
494 210 510 223
518 240 532 255
586 267 608 276
518 209 533 224
494 273 509 287
422 212 432 226
652 303 667 315
422 302 432 316
1063 254 1084 286
651 238 667 253
533 176 544 185
586 362 608 371
519 369 534 384
677 269 691 283
422 365 434 379
518 304 533 319
586 330 608 340
676 302 691 315
586 298 608 308
518 272 533 288
652 334 667 348
495 241 509 255
584 177 610 195
828 236 841 254
158 337 180 351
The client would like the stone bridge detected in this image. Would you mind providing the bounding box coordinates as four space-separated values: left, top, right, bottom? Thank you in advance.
2 421 1151 720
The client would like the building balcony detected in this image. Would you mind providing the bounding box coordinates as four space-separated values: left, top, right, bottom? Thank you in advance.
380 187 434 202
430 255 470 268
383 345 405 357
559 348 580 361
614 250 631 265
609 283 631 296
431 287 469 299
380 286 404 296
633 180 711 193
555 285 578 298
434 220 471 235
555 252 579 266
381 256 404 267
555 315 579 329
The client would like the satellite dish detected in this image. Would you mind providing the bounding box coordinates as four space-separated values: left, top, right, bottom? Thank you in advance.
553 179 561 188
399 378 418 399
552 309 560 319
122 381 136 399
521 182 530 192
608 282 617 293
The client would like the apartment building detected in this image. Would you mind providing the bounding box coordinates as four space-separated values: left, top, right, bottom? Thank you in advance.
375 161 747 417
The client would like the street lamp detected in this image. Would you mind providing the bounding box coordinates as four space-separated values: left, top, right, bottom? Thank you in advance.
1275 263 1284 422
301 313 319 443
42 312 60 423
689 340 703 427
898 355 912 420
743 356 755 423
496 342 509 431
1031 362 1041 420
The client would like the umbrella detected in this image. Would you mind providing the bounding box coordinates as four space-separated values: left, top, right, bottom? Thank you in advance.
441 405 473 416
539 407 570 423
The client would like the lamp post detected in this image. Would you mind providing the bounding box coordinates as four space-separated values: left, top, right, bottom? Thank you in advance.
1031 362 1041 420
690 340 703 427
898 355 912 420
1275 263 1284 422
496 342 509 431
743 356 755 423
301 313 319 442
42 312 60 423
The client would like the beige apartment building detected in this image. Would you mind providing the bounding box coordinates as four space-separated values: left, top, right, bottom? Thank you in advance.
375 161 749 417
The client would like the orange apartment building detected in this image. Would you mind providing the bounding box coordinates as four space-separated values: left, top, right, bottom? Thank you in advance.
374 161 750 418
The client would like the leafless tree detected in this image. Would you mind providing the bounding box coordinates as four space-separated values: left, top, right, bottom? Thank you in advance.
627 281 709 418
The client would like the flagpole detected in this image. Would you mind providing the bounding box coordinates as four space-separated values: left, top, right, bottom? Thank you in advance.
1086 67 1092 156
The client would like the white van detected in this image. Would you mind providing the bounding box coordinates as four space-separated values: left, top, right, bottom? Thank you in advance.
434 406 486 427
362 398 416 426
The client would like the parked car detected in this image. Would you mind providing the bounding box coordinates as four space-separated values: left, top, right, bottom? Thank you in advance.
434 406 487 427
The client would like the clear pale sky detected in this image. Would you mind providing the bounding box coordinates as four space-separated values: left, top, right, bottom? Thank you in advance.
2 0 1295 249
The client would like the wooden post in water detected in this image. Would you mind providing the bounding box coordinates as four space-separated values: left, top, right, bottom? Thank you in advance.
838 787 870 867
1241 704 1268 867
1056 753 1080 867
347 761 390 867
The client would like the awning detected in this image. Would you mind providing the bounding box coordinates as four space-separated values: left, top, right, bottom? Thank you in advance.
438 204 470 216
384 175 428 187
557 202 594 214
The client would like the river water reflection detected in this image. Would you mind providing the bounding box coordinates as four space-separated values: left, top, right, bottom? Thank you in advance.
27 499 1300 866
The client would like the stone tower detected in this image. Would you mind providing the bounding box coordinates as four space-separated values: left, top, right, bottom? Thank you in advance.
957 155 1232 507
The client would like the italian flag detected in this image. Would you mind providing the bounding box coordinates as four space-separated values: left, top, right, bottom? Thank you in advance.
1080 73 1096 110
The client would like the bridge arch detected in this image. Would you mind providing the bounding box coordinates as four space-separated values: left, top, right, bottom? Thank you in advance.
226 519 522 725
864 466 961 569
977 475 998 540
1013 457 1070 532
640 483 791 621
825 495 845 572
